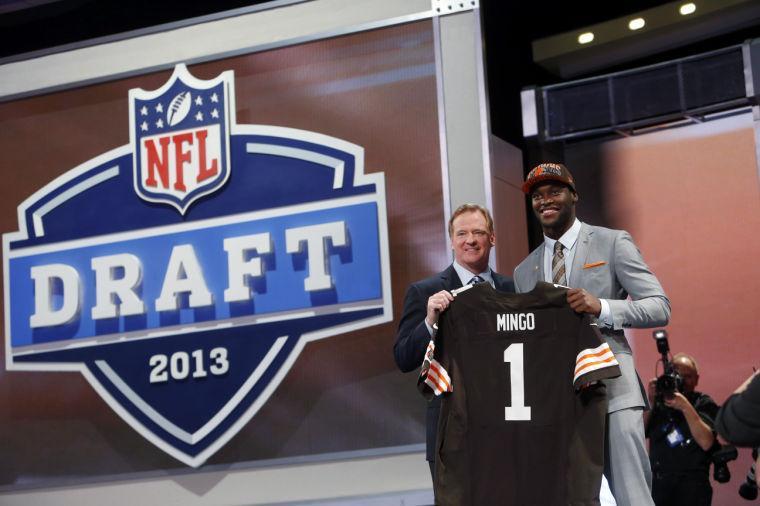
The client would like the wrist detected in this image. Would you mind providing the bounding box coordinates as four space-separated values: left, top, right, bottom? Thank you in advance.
680 401 698 418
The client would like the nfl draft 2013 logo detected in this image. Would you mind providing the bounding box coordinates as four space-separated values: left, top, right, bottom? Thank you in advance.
3 65 392 467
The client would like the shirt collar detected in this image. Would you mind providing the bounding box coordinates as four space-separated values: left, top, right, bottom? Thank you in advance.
544 218 582 252
452 260 494 287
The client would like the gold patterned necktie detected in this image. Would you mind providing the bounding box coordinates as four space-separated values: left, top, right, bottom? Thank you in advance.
552 241 567 286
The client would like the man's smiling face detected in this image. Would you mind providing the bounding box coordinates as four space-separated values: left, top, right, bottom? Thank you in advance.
450 210 494 274
530 182 577 239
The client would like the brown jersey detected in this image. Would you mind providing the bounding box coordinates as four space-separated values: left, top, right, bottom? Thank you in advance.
419 281 621 506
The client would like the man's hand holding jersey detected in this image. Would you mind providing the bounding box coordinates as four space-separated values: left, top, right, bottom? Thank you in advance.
567 288 602 317
426 290 454 327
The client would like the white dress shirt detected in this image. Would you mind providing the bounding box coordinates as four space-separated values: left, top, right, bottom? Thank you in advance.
451 260 494 288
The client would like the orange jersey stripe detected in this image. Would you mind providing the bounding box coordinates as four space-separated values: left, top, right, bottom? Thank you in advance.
576 346 613 364
429 362 451 391
575 355 618 375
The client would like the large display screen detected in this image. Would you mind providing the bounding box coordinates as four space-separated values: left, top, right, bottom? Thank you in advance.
0 20 447 486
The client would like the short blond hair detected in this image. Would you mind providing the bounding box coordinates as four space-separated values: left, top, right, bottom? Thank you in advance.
448 204 494 237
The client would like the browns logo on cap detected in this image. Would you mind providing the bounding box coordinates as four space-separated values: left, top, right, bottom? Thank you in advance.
522 162 576 194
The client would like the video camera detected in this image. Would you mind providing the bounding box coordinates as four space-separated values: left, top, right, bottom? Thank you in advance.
652 330 683 404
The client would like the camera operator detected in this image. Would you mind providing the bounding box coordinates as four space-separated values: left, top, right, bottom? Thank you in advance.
645 353 719 506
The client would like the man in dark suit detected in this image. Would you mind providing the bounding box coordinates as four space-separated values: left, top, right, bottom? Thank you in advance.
393 203 514 479
716 370 760 448
514 163 670 506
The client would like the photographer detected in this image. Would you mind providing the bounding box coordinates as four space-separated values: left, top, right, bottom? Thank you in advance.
645 353 719 506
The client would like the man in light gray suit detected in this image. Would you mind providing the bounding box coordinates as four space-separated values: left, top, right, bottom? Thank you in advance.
514 162 670 506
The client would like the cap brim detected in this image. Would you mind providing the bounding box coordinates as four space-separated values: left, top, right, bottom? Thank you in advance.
521 175 576 194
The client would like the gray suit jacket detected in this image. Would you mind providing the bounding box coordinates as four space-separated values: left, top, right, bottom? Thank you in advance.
514 222 670 412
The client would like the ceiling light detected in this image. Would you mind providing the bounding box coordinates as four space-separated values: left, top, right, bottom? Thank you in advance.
577 32 594 44
628 18 646 30
679 3 696 15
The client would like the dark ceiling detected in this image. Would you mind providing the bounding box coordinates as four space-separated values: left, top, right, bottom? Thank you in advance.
0 0 757 145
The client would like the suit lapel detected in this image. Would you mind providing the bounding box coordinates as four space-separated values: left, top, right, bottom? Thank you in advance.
494 274 509 291
528 246 544 287
569 223 593 288
440 264 463 291
536 247 545 284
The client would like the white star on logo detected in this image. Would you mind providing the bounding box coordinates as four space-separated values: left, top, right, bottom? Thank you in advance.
140 106 148 116
195 111 204 121
195 96 203 106
140 121 148 131
211 109 219 119
155 103 163 113
156 118 164 128
211 93 219 103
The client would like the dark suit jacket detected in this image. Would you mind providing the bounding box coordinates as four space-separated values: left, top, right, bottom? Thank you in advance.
716 373 760 448
393 264 515 461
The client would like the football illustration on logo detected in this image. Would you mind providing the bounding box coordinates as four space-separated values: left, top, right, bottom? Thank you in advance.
167 91 192 126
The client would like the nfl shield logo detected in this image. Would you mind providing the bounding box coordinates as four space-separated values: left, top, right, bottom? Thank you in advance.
129 65 231 214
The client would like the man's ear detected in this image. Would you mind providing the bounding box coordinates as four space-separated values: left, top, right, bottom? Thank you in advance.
571 191 579 204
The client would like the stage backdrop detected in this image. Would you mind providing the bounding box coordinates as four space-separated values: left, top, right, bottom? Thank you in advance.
0 19 449 487
565 110 760 506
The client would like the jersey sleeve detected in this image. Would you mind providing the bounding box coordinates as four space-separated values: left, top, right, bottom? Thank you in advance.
572 315 621 389
417 318 453 400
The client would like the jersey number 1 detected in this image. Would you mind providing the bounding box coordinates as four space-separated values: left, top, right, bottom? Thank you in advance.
504 343 532 421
